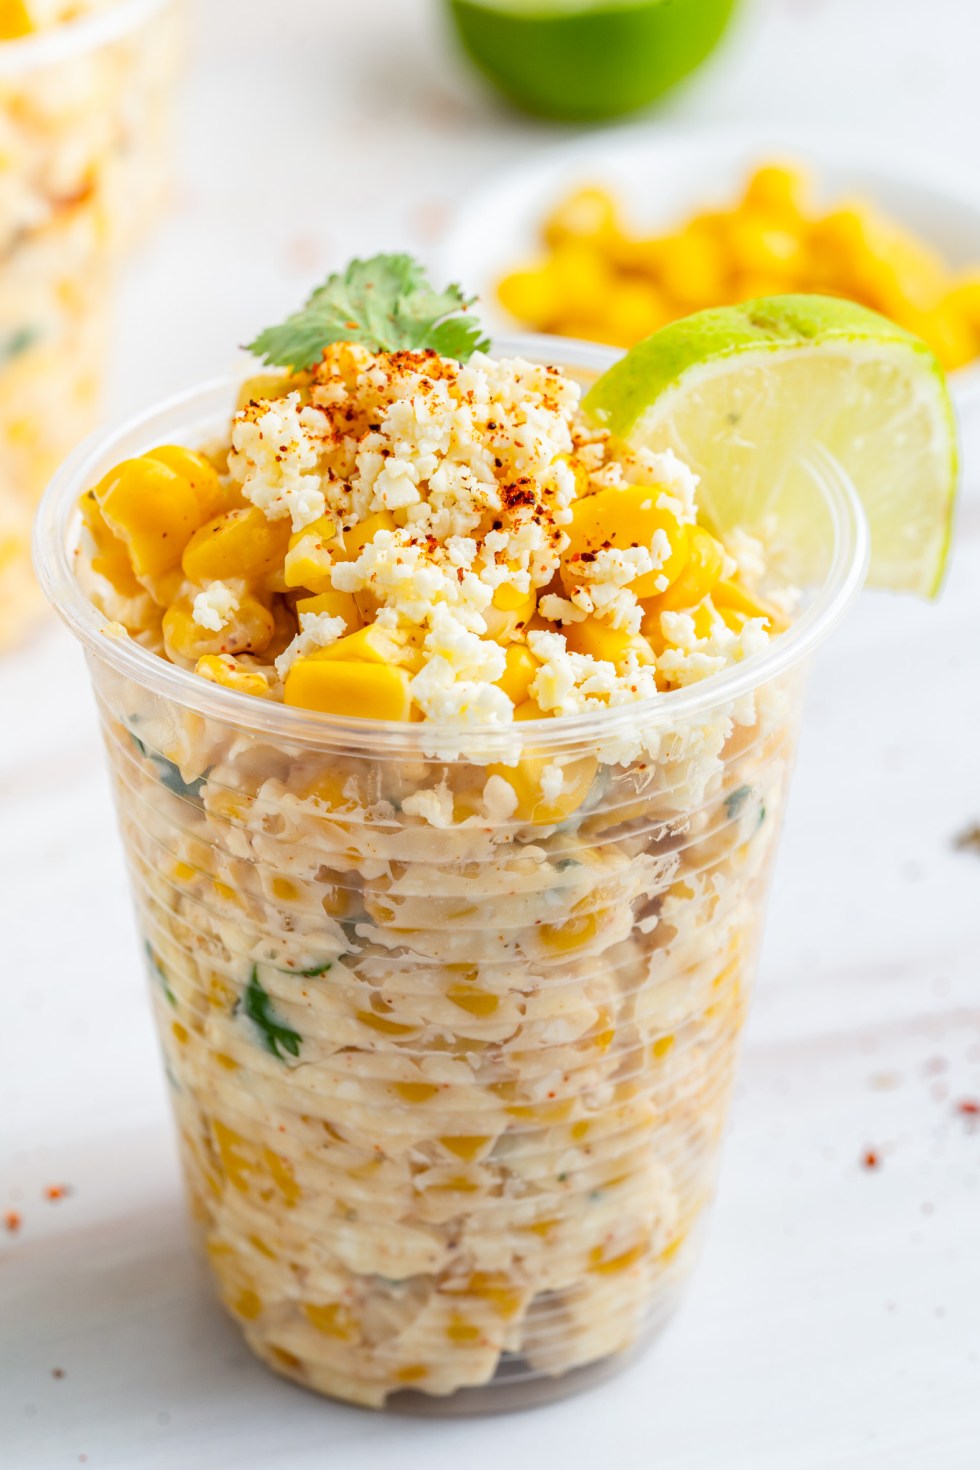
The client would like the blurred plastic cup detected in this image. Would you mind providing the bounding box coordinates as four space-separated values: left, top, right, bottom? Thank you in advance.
35 338 868 1411
0 0 180 649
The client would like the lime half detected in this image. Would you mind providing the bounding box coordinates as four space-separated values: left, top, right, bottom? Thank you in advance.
444 0 739 123
583 295 958 596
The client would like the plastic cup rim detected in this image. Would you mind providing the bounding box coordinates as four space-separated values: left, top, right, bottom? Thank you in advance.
33 332 871 757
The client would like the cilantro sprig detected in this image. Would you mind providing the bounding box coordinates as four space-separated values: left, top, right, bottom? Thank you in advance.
247 253 489 370
240 968 302 1061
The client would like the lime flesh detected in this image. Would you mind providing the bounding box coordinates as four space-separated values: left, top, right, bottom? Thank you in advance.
445 0 739 122
583 295 959 597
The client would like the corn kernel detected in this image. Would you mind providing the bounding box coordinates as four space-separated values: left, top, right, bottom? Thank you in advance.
494 642 540 705
563 483 689 597
0 0 31 36
394 1081 440 1103
644 525 725 615
487 753 597 825
78 490 143 596
284 658 414 719
563 618 655 668
235 371 308 410
182 506 290 586
163 594 274 664
497 265 562 329
543 185 619 249
655 231 727 307
712 579 787 632
742 163 807 219
145 445 228 522
195 654 272 699
311 622 422 671
304 1302 355 1339
96 457 202 579
295 587 363 630
336 510 397 563
447 985 499 1018
284 515 339 591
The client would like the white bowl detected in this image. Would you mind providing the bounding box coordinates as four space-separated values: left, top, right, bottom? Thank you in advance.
438 124 980 421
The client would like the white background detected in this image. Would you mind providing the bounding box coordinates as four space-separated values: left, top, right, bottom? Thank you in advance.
2 0 980 1466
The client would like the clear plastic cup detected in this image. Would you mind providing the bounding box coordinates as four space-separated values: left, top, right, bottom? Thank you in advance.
35 338 869 1411
0 0 180 648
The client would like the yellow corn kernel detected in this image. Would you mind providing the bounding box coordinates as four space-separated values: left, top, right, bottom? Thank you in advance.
539 912 598 953
213 1120 253 1193
78 490 143 596
295 587 363 630
162 594 275 664
712 578 787 632
549 241 613 323
487 753 597 826
356 1008 416 1037
440 1136 490 1162
304 1302 356 1340
145 445 228 522
283 515 339 591
284 658 414 719
182 505 290 586
543 185 619 249
742 163 807 220
654 231 727 308
563 618 655 669
233 1288 263 1321
235 371 307 410
643 525 725 616
498 264 562 329
263 1147 300 1206
215 1053 239 1071
395 1364 428 1384
599 279 671 347
520 1217 559 1235
462 1274 524 1323
727 214 806 280
311 622 422 671
563 483 689 597
485 581 536 643
588 1240 647 1275
394 1081 440 1104
96 457 203 579
0 0 31 36
336 510 397 564
447 1315 482 1345
494 642 540 705
195 654 271 699
446 985 499 1018
652 1034 675 1059
513 698 546 721
171 1020 189 1044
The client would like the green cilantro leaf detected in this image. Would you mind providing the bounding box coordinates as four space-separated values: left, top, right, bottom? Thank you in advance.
247 253 489 369
241 967 302 1061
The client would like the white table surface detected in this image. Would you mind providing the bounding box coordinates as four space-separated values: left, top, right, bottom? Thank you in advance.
2 1 980 1465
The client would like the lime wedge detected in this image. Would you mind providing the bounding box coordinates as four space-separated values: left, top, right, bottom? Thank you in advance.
582 295 958 597
444 0 739 122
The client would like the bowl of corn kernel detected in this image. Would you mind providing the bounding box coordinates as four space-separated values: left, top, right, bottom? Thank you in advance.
440 128 980 418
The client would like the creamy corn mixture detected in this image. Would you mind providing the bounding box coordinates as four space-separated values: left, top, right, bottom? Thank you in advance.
78 345 799 1406
0 0 178 649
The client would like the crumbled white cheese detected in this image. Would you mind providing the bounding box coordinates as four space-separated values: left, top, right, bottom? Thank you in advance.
192 581 239 631
229 392 326 531
482 774 519 822
401 780 456 828
274 611 346 678
539 763 565 804
527 629 659 716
